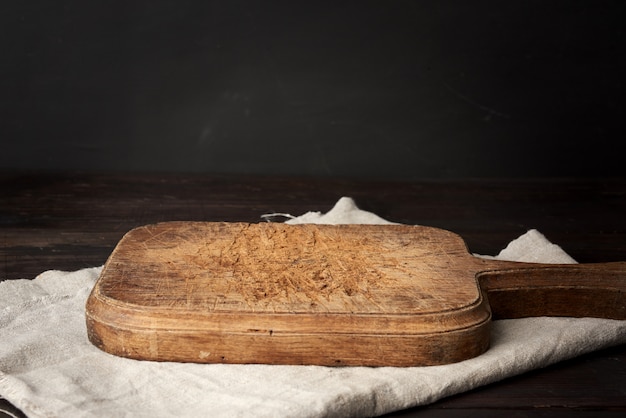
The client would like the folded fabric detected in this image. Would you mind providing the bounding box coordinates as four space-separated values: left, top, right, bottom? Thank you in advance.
1 197 625 418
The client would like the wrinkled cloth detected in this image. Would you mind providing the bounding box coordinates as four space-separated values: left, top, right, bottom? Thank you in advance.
1 197 625 418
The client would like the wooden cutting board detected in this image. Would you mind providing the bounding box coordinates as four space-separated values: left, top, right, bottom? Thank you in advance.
85 222 626 366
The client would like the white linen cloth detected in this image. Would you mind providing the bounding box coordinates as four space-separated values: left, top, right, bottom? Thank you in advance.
1 197 625 418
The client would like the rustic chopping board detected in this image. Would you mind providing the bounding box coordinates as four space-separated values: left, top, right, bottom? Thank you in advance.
85 222 625 366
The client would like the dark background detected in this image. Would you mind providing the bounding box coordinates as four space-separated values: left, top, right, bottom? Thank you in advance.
1 0 624 179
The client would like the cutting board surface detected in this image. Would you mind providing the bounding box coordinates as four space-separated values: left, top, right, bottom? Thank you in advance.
86 222 626 366
97 222 481 314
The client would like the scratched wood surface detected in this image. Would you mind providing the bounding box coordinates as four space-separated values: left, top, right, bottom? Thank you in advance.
85 221 625 366
95 222 482 314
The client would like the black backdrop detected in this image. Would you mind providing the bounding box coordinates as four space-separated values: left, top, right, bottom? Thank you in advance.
2 1 624 179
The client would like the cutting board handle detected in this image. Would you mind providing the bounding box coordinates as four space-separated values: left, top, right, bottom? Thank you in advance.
476 261 626 320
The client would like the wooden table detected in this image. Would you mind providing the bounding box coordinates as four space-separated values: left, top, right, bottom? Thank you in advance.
1 172 625 417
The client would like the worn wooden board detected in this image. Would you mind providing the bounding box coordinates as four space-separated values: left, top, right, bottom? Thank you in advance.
85 222 626 366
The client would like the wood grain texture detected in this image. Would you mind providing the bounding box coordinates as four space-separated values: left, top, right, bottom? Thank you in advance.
85 221 625 367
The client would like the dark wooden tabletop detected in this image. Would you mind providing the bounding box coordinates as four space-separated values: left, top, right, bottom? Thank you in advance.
1 172 625 417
